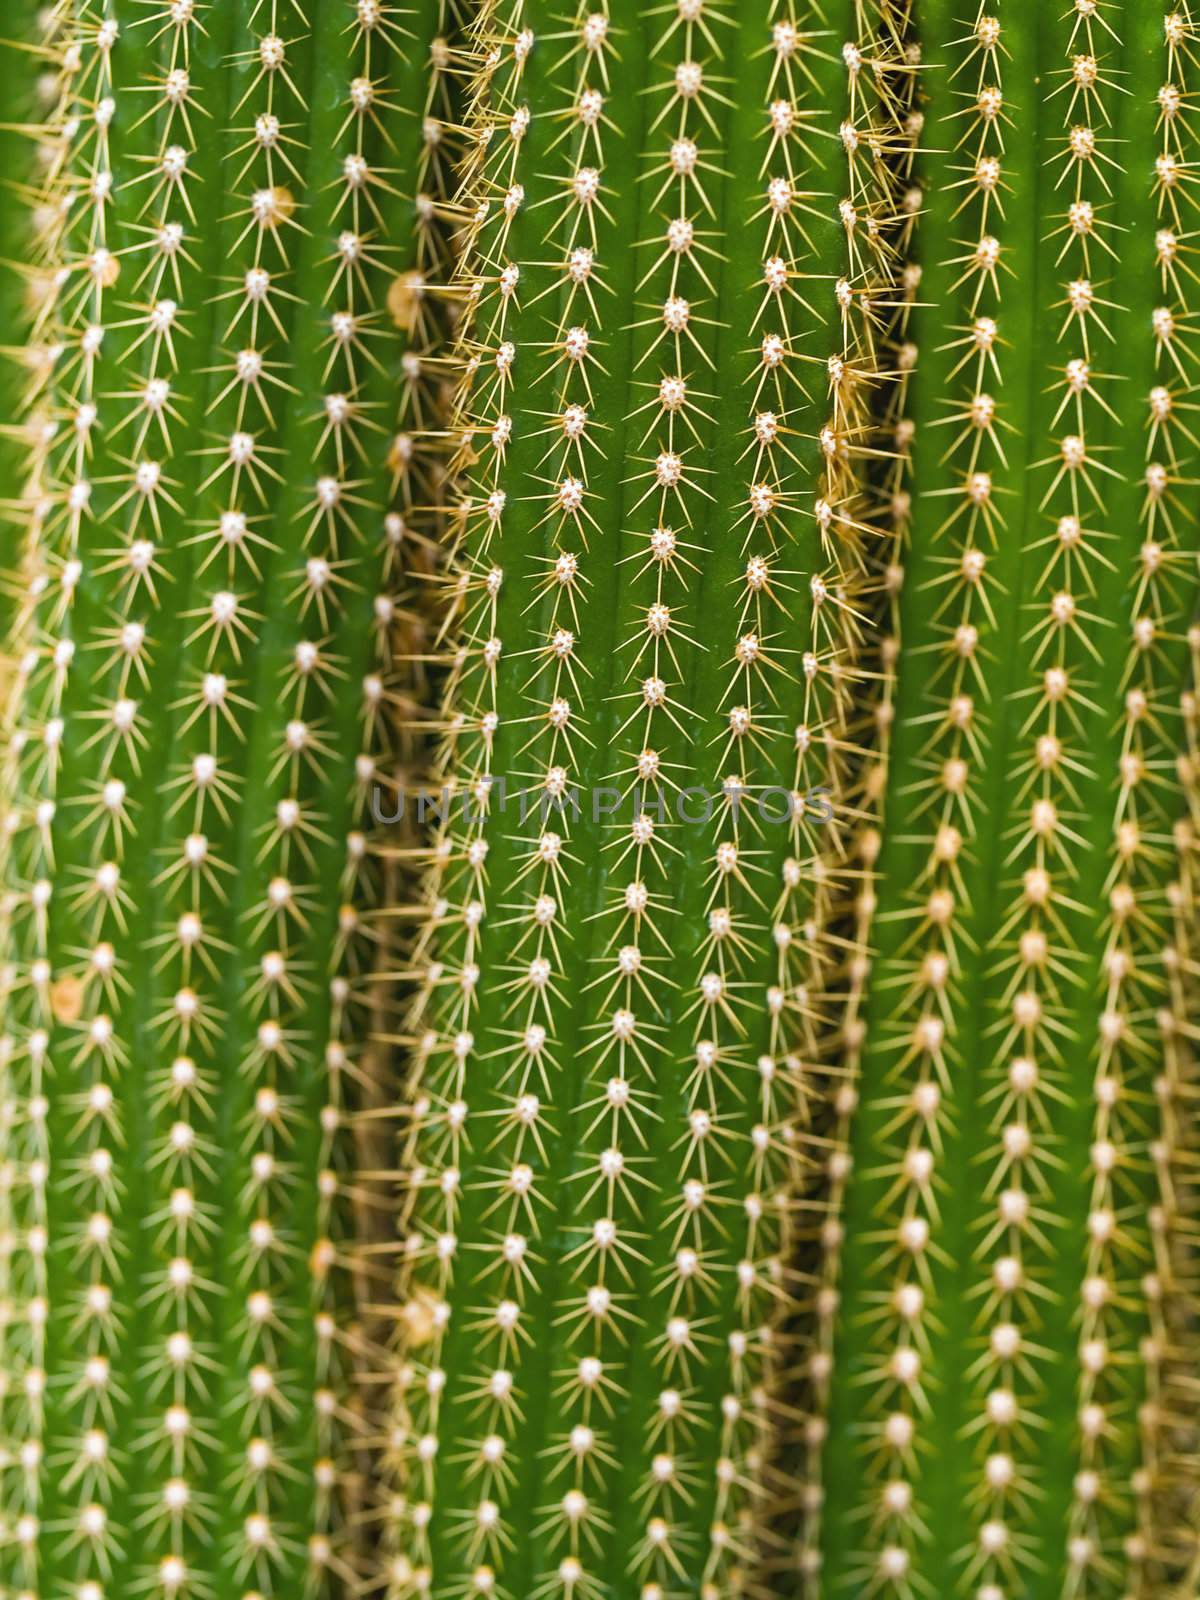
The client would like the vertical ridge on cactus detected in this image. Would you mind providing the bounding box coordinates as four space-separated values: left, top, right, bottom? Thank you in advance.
381 0 906 1593
793 0 920 1581
818 4 1200 1596
1150 621 1200 1588
2 1 1200 1598
0 1 45 593
0 2 454 1596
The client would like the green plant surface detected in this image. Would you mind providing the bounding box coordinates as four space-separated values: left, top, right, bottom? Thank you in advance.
1150 619 1200 1587
0 3 49 587
4 2 1198 1598
793 0 920 1576
383 0 904 1595
0 1 451 1595
816 3 1200 1597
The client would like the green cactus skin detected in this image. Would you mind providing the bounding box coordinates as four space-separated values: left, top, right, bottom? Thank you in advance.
792 0 920 1578
381 0 907 1594
0 1 454 1596
1152 625 1200 1589
812 4 1200 1597
3 2 1200 1599
0 2 49 591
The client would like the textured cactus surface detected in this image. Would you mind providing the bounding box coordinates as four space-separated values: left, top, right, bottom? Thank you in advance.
383 0 904 1595
1 2 1200 1600
0 1 453 1596
386 0 1200 1597
815 5 1200 1598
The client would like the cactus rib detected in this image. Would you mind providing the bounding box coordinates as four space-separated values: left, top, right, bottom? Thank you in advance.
0 1 447 1596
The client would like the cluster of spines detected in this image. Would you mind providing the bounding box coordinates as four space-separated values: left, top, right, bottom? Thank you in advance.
563 0 876 1585
545 0 763 1587
0 10 121 1591
791 0 919 1587
820 0 1200 1593
281 0 457 1585
381 0 906 1585
824 0 1084 1591
0 1 444 1595
1146 617 1200 1589
383 4 542 1594
0 3 71 1589
1129 11 1200 1590
1033 6 1153 1589
5 1 1200 1597
353 0 470 1561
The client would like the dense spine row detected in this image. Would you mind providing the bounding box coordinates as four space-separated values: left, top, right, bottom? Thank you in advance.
0 5 69 1591
1135 14 1200 1587
792 0 919 1585
1147 619 1200 1590
2 3 1200 1598
0 2 443 1595
822 2 1200 1595
383 0 902 1588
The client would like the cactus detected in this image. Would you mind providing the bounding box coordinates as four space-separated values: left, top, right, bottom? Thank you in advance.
385 0 1200 1596
2 2 1200 1600
381 0 907 1594
812 3 1200 1597
0 1 456 1596
0 1 47 586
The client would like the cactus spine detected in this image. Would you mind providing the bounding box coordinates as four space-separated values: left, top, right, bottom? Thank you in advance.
0 2 451 1596
1152 622 1200 1587
1 1 1200 1599
382 0 903 1594
818 3 1200 1596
